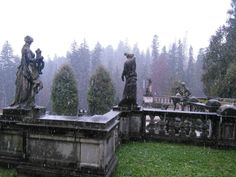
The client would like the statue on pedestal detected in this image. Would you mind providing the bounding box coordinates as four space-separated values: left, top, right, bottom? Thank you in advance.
10 36 44 109
118 53 137 109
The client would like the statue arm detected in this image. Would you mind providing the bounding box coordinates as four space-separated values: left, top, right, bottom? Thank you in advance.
121 62 128 81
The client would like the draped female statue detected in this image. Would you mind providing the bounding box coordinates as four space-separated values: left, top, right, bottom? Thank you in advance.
11 36 43 109
118 53 137 108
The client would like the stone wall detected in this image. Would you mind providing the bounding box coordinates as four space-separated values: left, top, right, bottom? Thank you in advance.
0 108 120 177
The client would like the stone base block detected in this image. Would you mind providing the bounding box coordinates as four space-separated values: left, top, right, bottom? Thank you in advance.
2 106 46 120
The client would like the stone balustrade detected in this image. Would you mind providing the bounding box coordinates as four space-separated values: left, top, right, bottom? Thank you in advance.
118 106 236 148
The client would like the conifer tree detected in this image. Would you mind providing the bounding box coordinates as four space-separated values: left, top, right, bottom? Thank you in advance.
91 42 102 74
68 40 90 109
151 34 159 61
51 64 78 115
0 41 19 107
88 66 115 115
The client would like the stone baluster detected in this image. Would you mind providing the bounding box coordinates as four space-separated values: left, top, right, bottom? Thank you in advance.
189 119 196 138
195 119 203 138
148 115 155 134
179 118 187 138
167 117 175 137
201 119 209 139
184 119 191 137
174 117 181 136
159 115 166 135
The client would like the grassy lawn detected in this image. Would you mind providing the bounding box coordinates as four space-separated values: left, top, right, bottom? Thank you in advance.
0 142 235 177
0 168 19 177
114 142 236 177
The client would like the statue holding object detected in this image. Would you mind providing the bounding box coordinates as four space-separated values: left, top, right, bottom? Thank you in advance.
10 36 44 109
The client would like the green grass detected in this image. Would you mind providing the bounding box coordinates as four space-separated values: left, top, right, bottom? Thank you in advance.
114 142 236 177
0 168 19 177
0 142 235 177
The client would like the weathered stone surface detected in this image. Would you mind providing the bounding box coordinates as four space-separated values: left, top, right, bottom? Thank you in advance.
218 104 236 117
206 99 221 112
0 110 119 177
2 106 46 120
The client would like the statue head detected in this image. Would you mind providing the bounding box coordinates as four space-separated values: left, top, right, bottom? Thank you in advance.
35 48 42 54
24 35 34 44
181 82 186 86
124 53 134 59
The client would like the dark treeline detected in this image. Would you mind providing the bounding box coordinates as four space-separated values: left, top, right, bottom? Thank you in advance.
0 37 205 111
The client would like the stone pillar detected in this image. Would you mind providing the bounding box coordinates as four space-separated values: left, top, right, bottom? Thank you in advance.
116 107 143 141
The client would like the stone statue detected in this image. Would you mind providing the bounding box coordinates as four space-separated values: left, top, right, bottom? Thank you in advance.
10 36 43 109
176 82 191 97
145 78 153 96
35 48 45 74
118 53 137 108
171 82 192 110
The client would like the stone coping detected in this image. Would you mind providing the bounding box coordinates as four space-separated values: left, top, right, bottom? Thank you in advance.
143 107 218 116
18 110 120 131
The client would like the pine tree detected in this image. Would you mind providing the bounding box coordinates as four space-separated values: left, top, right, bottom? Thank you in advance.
194 48 205 97
91 42 102 74
168 42 178 93
51 64 78 115
176 40 185 81
221 62 236 97
202 27 225 96
202 0 236 97
68 40 90 110
185 46 195 92
151 46 170 95
0 41 19 107
88 66 115 115
37 56 69 111
151 34 159 61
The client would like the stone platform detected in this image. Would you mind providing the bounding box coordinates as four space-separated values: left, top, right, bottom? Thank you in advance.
0 108 120 177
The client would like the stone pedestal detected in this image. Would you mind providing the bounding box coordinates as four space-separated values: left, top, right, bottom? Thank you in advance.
0 109 120 177
2 106 46 120
115 106 143 141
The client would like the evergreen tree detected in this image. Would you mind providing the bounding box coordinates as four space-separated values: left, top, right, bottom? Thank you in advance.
0 41 19 107
88 66 115 115
145 48 151 78
176 40 185 81
185 46 195 92
168 42 178 92
51 64 78 115
194 48 205 97
151 46 170 95
103 45 114 73
151 34 159 61
221 62 236 97
68 40 90 110
202 0 236 97
91 42 102 74
37 56 69 111
202 27 226 96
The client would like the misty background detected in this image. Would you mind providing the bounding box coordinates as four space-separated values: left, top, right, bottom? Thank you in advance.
0 37 205 111
0 0 232 111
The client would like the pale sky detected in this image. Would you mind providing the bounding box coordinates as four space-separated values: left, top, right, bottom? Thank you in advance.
0 0 232 58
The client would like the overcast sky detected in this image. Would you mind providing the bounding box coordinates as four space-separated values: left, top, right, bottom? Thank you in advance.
0 0 232 58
